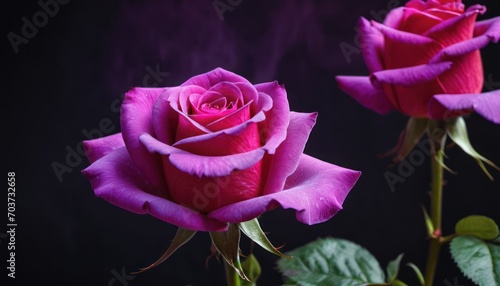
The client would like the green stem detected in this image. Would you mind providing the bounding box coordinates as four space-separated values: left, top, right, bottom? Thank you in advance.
424 121 445 286
225 260 241 286
430 150 443 232
424 237 441 286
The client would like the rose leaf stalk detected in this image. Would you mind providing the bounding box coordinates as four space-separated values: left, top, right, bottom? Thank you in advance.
424 120 446 286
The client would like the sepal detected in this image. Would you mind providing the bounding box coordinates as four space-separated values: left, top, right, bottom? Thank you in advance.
241 254 261 286
385 118 429 163
210 224 249 281
238 218 291 259
132 227 196 274
445 117 500 180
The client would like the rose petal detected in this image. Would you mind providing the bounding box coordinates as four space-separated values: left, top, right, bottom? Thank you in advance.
399 8 443 35
405 0 431 11
371 62 452 87
199 87 271 132
234 82 260 106
176 122 262 158
465 4 487 14
208 154 361 225
152 87 212 144
406 0 464 13
370 62 450 117
445 53 483 95
173 110 265 148
181 67 251 90
383 7 405 29
429 90 500 123
205 101 252 131
254 81 290 154
162 158 262 213
169 82 282 154
425 17 495 96
429 35 492 63
139 133 266 177
121 87 167 190
425 7 483 47
372 20 443 65
205 82 243 107
262 112 317 195
427 9 461 21
358 17 385 72
83 133 125 164
474 17 500 42
336 75 393 114
151 87 186 145
179 85 210 114
82 147 227 231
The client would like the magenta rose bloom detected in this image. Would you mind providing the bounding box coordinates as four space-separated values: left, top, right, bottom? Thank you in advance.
82 68 360 232
336 0 500 123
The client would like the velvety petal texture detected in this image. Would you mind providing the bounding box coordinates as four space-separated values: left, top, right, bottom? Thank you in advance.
261 112 318 196
429 90 500 123
208 155 361 224
82 148 227 231
83 133 125 164
358 17 385 73
121 87 167 191
336 76 393 114
336 0 500 122
83 68 359 231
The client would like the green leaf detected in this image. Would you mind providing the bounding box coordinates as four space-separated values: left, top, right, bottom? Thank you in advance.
455 215 500 240
450 235 500 286
406 263 424 286
210 224 249 281
238 218 291 259
386 254 404 282
241 254 261 286
277 237 385 285
445 117 500 180
132 227 196 274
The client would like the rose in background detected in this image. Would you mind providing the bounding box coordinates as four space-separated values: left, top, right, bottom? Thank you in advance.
82 67 360 232
336 0 500 122
330 1 500 285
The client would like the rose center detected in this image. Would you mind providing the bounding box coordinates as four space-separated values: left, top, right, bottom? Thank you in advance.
200 97 234 113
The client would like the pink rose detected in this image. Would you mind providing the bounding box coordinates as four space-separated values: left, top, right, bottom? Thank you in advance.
336 0 500 123
82 68 360 231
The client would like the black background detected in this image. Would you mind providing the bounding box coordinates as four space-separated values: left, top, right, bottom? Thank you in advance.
3 0 500 285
